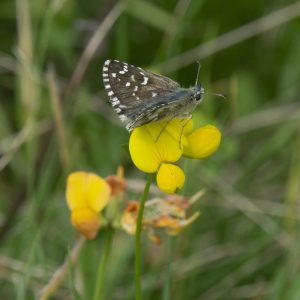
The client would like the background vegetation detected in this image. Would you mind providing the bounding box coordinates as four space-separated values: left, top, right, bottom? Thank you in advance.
1 0 300 299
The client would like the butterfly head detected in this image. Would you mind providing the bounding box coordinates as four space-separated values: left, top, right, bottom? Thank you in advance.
193 84 204 103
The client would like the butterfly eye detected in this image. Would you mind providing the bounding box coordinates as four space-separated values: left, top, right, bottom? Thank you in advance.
194 85 203 101
195 92 202 101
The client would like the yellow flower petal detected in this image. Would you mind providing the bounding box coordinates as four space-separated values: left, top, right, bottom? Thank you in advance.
183 125 221 159
71 209 101 240
129 119 187 173
66 172 111 213
159 118 193 145
156 163 185 194
182 118 194 136
129 126 161 173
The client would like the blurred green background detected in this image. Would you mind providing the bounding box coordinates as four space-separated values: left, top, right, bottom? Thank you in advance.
1 0 300 299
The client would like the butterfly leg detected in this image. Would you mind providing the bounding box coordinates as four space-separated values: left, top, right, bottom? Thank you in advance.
179 115 192 150
155 116 176 143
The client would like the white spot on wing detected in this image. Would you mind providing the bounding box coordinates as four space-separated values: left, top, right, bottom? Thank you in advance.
105 84 111 89
103 73 108 77
108 91 114 96
132 92 140 100
141 77 149 85
111 97 119 106
152 92 157 97
104 60 110 66
131 75 136 81
119 115 128 122
125 82 131 87
103 67 108 72
119 70 126 74
103 78 109 82
134 86 138 91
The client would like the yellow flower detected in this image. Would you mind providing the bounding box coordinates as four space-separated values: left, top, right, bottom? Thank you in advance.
183 125 221 159
156 163 185 194
129 118 189 173
66 172 111 240
129 118 221 193
70 209 102 240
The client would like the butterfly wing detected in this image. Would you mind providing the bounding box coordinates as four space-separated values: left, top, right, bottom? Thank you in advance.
102 59 181 130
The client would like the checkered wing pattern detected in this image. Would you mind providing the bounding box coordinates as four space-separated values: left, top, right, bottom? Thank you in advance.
102 59 181 131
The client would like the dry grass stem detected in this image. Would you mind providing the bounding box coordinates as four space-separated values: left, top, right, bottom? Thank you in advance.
37 237 84 300
47 65 70 170
66 1 127 95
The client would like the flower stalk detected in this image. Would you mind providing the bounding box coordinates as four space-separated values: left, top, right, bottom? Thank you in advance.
135 173 154 300
93 227 114 300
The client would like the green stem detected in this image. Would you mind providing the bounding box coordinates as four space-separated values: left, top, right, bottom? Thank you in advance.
93 227 114 300
162 159 189 300
135 173 154 300
162 236 176 300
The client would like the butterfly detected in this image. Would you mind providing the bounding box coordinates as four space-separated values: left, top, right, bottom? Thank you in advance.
102 59 205 132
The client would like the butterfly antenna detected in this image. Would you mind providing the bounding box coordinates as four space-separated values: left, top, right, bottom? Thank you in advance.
195 61 201 86
203 92 227 100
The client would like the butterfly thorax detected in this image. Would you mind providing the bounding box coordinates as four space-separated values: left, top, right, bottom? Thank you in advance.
126 86 204 130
